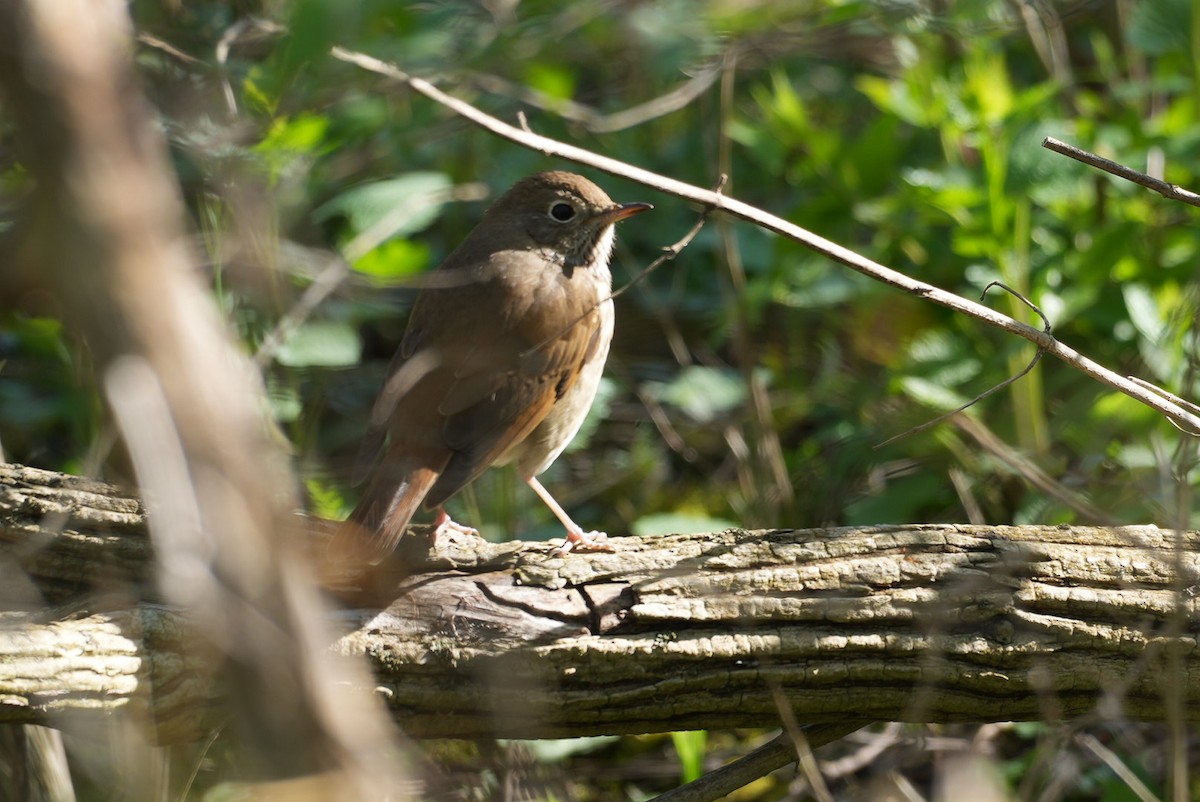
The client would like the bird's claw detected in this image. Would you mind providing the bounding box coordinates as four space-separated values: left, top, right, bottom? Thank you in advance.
430 509 480 546
553 529 614 555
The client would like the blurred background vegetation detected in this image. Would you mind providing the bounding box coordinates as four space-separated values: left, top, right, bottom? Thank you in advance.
3 0 1200 799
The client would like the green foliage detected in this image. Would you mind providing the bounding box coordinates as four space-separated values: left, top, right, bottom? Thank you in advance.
316 171 452 278
670 730 708 784
276 321 362 367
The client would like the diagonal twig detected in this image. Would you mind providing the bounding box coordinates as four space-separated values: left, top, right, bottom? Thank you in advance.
1042 136 1200 207
469 54 727 133
649 723 864 802
877 281 1050 447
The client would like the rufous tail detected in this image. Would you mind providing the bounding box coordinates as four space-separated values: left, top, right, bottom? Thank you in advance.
331 454 444 565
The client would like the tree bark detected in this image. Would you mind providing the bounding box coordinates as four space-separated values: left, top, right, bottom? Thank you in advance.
2 462 1198 742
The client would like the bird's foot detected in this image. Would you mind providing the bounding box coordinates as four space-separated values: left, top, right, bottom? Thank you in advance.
555 528 615 555
430 507 480 546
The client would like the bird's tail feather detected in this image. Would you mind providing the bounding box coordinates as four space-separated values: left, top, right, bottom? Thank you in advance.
332 452 446 564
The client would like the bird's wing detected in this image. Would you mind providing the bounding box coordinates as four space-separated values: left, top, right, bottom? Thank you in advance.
424 270 605 507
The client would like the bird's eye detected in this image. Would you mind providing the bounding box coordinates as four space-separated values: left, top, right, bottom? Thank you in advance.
549 202 576 222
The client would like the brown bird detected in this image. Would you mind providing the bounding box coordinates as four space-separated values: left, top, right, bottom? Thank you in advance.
337 171 651 562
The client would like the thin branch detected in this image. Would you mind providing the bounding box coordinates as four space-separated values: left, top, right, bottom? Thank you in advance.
650 724 864 802
136 33 202 66
877 282 1051 447
1042 136 1200 207
1129 376 1200 432
952 414 1119 525
469 57 724 133
330 47 1200 436
254 258 348 367
1076 733 1162 802
609 177 723 303
770 681 835 802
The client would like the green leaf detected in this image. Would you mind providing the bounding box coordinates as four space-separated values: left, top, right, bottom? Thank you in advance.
267 381 302 423
306 477 349 520
201 783 254 802
258 113 330 156
1121 283 1166 343
646 366 748 423
1089 392 1158 431
254 113 331 180
317 172 452 242
857 75 927 127
964 50 1014 125
351 238 432 281
523 62 576 102
671 730 708 784
898 376 970 411
276 321 362 367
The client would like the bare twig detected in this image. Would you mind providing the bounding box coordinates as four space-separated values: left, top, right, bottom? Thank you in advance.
215 18 285 117
770 681 835 802
1076 733 1162 802
1042 136 1200 207
254 257 349 367
877 282 1051 447
469 56 726 133
136 32 201 66
650 724 863 802
330 47 1200 436
948 467 986 525
819 723 905 780
609 178 722 303
1129 376 1200 431
951 415 1118 524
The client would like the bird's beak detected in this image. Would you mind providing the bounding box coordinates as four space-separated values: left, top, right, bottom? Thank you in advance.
599 201 653 224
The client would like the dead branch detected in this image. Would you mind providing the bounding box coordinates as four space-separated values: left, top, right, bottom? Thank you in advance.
1042 136 1200 207
2 463 1198 744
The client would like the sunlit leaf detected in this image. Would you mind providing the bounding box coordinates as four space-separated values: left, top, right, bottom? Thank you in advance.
645 366 748 424
964 50 1013 125
351 238 431 281
306 477 349 520
317 172 453 242
523 62 576 101
898 376 970 411
516 737 621 762
670 730 708 784
1121 283 1166 344
276 321 362 367
267 381 302 423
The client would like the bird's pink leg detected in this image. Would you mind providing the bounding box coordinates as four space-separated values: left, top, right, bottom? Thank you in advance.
526 476 614 553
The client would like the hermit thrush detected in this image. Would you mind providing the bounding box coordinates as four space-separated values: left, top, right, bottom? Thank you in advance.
336 171 651 562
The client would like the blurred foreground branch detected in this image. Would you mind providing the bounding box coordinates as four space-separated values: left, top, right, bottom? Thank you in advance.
3 463 1197 742
0 4 403 795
